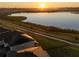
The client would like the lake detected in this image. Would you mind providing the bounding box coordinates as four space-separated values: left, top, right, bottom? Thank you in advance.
10 12 79 30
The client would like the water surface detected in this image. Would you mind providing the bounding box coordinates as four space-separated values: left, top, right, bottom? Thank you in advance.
10 12 79 30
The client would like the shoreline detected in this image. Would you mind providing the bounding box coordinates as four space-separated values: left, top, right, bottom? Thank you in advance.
0 12 79 34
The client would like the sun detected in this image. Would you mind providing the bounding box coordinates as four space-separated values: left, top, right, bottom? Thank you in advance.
39 4 46 8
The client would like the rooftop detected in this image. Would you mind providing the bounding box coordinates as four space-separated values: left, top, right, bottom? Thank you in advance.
0 27 37 57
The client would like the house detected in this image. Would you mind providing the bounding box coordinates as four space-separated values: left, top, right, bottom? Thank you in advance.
0 27 38 57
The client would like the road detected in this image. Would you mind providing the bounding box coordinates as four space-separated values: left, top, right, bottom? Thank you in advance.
1 19 79 47
17 27 79 47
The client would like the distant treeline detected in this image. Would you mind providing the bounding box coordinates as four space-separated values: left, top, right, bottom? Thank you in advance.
0 7 79 14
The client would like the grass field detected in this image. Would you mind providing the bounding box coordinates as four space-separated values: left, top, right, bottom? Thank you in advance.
25 32 79 56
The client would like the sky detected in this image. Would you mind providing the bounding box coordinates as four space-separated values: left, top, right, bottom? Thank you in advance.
0 2 79 8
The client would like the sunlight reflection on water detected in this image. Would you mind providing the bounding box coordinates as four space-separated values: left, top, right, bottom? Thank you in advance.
10 12 79 30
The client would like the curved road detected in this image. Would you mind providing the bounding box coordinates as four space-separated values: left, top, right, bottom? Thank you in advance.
0 19 79 47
